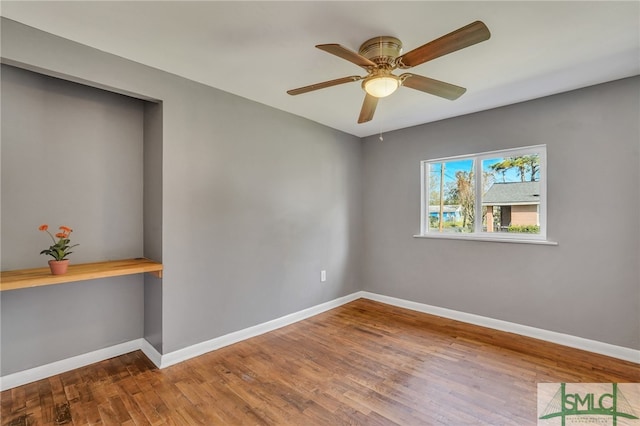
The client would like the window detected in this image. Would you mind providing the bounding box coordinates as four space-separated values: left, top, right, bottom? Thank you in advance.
419 145 547 242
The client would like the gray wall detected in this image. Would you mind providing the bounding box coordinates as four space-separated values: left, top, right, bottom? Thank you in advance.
158 81 362 353
0 65 146 374
362 76 640 350
1 18 363 371
143 102 163 353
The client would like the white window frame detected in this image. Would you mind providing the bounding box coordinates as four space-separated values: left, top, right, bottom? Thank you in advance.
417 144 555 245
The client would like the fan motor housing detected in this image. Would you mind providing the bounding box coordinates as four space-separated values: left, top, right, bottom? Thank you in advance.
358 36 403 65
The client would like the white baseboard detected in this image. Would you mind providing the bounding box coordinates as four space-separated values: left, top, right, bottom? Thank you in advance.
158 292 362 368
140 338 163 368
3 291 637 391
0 293 361 391
0 339 144 391
360 291 640 364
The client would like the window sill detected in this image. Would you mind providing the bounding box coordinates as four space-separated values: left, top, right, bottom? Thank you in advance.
413 234 558 246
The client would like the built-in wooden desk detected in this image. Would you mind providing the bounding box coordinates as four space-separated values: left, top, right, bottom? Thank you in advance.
0 258 163 291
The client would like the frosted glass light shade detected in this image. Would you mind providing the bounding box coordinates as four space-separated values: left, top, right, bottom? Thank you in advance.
364 76 400 98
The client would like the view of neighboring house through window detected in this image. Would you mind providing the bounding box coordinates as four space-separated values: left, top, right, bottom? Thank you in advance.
421 145 546 240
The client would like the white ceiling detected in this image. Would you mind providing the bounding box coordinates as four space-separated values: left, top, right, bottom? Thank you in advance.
2 1 639 138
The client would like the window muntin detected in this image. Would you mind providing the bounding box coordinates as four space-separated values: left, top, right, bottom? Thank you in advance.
421 145 546 241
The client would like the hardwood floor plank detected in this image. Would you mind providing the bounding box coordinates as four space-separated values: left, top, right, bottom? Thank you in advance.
2 299 638 425
131 391 166 425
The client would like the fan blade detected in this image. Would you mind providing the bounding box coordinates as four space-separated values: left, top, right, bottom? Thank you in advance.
358 94 378 123
400 73 466 100
396 21 490 69
316 44 377 69
287 76 362 96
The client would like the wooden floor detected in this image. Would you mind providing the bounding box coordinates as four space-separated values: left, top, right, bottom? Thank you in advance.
2 299 638 425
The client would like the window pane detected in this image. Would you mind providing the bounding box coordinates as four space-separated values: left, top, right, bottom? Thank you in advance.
481 154 541 234
428 159 475 233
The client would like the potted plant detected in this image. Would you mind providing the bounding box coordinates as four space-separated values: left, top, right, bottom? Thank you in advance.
39 224 79 275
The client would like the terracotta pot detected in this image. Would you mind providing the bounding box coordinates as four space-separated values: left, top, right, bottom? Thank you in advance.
48 259 70 275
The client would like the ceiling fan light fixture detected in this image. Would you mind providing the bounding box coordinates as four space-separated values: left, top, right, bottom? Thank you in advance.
363 75 400 98
288 21 491 123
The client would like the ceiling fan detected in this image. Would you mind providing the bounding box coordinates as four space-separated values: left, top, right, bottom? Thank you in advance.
287 21 490 124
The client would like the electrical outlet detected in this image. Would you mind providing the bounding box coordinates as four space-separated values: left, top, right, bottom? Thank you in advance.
320 270 326 282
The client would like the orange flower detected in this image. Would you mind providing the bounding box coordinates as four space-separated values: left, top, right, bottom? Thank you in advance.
39 223 78 261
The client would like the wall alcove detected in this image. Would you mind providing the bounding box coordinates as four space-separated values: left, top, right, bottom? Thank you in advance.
0 64 164 376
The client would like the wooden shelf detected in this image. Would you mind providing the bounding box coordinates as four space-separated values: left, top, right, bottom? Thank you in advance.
0 258 163 292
